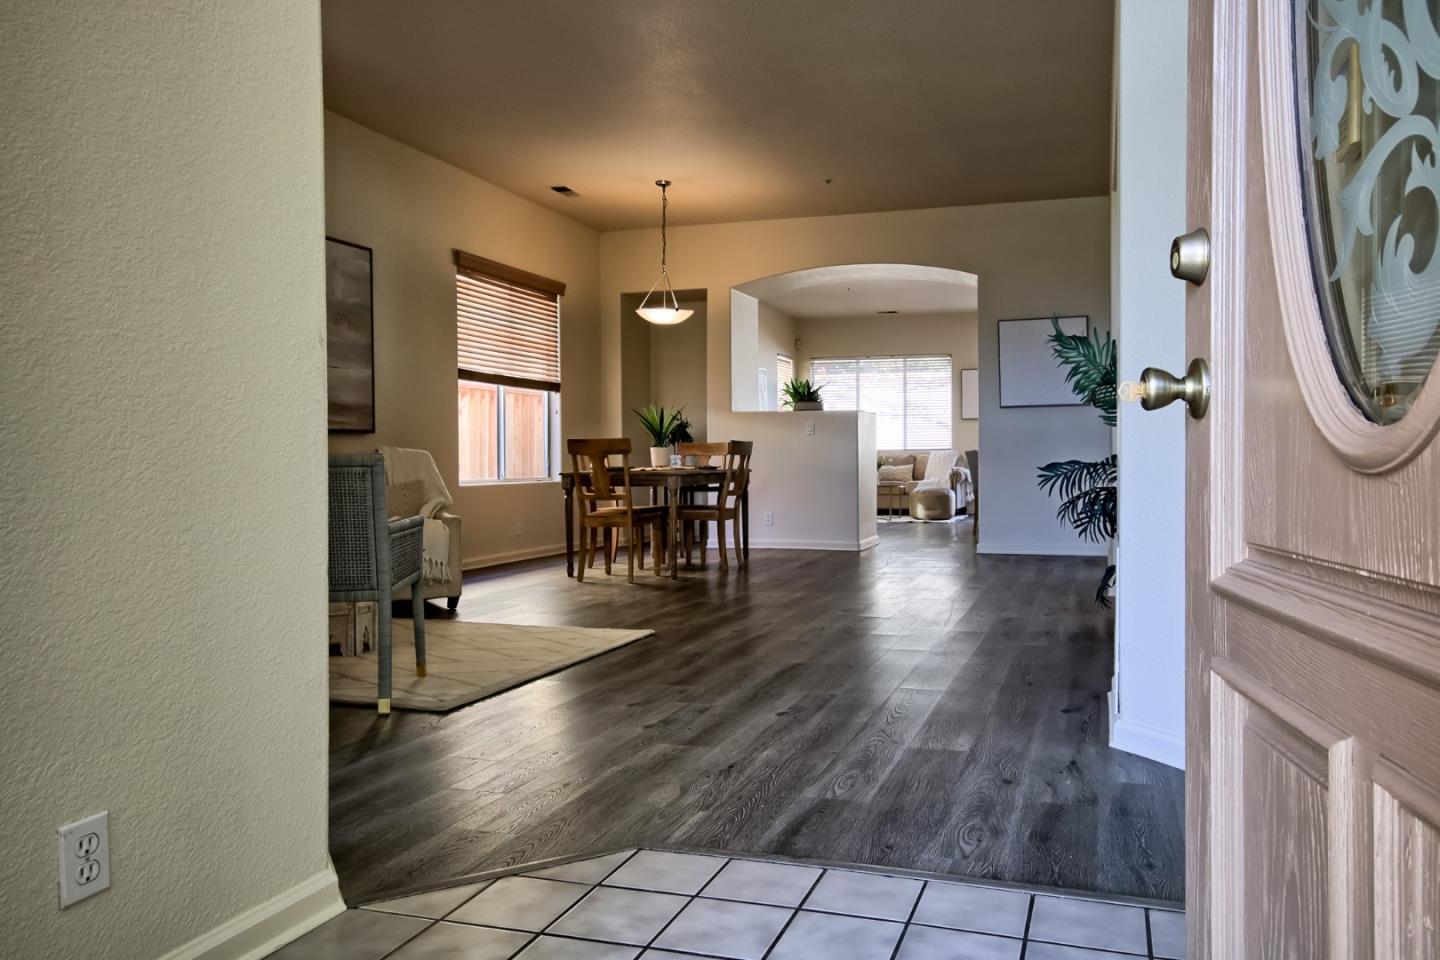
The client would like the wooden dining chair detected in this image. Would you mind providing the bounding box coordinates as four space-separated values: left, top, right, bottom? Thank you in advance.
568 438 668 583
678 440 752 572
676 441 728 567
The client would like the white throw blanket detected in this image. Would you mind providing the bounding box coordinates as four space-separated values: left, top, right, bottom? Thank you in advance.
379 446 453 585
920 448 957 483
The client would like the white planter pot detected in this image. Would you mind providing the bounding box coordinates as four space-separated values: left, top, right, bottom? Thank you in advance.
650 446 670 467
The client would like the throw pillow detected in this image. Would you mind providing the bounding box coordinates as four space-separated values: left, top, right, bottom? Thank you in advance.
912 454 930 480
878 464 913 482
388 479 427 519
880 454 915 467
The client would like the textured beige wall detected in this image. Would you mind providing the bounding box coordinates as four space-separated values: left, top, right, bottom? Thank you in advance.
324 113 603 568
756 303 799 410
0 2 333 958
796 311 980 452
599 197 1111 555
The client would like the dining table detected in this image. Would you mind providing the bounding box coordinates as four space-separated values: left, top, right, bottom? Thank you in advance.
559 465 750 579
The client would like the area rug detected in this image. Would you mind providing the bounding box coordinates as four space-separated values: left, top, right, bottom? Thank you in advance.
329 619 654 712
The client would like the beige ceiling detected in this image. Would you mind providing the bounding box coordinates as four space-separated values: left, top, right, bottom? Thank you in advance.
321 0 1115 231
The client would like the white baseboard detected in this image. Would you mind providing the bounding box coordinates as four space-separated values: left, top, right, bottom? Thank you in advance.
156 867 345 960
463 543 566 571
745 537 867 551
1109 708 1185 770
976 539 1109 557
858 535 880 551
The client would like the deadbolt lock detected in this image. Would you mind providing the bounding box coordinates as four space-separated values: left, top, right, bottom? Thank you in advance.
1170 228 1211 285
1138 358 1211 420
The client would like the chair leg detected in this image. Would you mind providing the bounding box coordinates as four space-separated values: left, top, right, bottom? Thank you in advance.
410 579 428 678
604 528 613 575
717 518 728 571
627 523 637 583
733 512 744 569
588 528 600 568
577 525 589 582
377 596 393 715
653 517 666 576
447 595 459 611
637 524 646 570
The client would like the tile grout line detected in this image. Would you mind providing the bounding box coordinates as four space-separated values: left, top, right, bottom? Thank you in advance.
756 864 829 960
1017 893 1036 960
635 855 731 954
884 877 927 960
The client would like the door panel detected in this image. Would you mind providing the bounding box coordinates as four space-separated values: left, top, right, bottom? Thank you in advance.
1188 0 1440 955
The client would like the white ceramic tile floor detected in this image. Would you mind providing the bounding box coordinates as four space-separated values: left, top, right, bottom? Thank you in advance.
270 848 1186 960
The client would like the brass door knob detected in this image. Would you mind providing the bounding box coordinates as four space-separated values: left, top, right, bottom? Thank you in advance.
1170 228 1210 285
1139 358 1211 419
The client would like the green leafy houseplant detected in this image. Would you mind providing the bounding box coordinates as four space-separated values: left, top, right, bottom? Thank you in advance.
1036 316 1117 606
781 378 824 410
633 404 688 447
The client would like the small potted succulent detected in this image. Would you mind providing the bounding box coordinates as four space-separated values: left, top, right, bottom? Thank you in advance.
781 378 824 411
634 404 688 466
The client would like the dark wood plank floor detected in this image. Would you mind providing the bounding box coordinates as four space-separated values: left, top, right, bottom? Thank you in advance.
329 521 1184 905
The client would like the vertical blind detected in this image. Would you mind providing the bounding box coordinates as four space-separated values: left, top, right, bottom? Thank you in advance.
809 355 952 448
455 250 565 392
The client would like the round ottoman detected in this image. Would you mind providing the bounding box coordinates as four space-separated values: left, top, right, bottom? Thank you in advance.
910 484 956 521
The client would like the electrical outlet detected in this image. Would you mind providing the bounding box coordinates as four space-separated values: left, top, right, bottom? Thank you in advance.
58 812 109 908
512 519 522 537
804 420 815 436
763 512 775 526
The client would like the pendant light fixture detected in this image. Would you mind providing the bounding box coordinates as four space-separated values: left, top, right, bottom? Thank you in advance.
636 179 693 326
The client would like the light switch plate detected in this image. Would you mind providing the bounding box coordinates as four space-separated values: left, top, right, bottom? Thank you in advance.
58 812 110 907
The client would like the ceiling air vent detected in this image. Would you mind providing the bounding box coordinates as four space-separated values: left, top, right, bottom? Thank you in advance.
550 186 580 197
876 310 899 315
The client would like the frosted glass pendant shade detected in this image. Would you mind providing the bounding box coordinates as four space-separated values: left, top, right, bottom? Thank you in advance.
636 305 694 325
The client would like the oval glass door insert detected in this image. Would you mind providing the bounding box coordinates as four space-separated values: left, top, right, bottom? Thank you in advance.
1298 0 1440 423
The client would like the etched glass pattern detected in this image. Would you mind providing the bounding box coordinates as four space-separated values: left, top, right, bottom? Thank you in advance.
1300 0 1440 422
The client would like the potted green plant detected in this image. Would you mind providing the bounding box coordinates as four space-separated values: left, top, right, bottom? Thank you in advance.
633 404 686 466
1036 316 1117 606
781 378 824 411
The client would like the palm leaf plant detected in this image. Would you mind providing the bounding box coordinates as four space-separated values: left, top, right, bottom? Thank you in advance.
1036 316 1118 606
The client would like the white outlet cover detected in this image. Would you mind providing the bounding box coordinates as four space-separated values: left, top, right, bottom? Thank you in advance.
804 420 815 435
763 512 775 526
58 812 110 908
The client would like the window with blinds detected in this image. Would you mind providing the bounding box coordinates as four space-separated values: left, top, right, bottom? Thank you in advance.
454 251 565 482
776 354 794 408
809 355 952 449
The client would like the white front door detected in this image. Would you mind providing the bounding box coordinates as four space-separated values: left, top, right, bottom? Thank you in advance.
1185 0 1440 955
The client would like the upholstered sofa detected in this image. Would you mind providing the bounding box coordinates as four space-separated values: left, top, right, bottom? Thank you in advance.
876 449 973 520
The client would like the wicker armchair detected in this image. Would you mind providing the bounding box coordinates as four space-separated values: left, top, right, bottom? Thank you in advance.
329 454 426 715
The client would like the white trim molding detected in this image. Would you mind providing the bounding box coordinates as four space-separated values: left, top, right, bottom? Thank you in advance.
976 539 1110 557
156 867 344 960
1110 707 1185 770
463 543 567 571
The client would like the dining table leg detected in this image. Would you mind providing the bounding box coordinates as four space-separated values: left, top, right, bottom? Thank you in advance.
667 475 682 580
562 474 575 577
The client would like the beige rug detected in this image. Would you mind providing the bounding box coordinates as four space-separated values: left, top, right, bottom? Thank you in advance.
329 619 654 712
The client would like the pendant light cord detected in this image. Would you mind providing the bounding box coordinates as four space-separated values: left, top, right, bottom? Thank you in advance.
659 182 669 274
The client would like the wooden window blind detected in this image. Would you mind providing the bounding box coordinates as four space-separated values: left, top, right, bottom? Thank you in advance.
454 251 565 393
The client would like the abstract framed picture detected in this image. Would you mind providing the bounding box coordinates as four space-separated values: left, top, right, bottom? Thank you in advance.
325 237 375 432
997 315 1089 408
